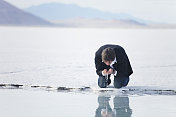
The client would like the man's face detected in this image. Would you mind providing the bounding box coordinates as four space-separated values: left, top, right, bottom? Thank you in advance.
104 61 112 66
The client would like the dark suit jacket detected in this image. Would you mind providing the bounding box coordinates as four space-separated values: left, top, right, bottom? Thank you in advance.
95 44 133 77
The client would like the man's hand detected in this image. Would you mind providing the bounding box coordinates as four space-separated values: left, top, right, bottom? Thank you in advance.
102 69 108 75
102 69 114 75
107 68 113 74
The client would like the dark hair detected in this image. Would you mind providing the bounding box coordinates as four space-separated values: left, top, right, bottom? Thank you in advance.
101 48 115 62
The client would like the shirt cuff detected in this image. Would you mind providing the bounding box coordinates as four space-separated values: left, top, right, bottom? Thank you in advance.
113 70 117 76
102 71 106 76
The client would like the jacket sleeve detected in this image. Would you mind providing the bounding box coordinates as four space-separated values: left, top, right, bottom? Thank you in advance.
95 53 104 76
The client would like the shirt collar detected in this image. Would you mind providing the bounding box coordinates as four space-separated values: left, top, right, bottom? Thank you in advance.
110 57 117 66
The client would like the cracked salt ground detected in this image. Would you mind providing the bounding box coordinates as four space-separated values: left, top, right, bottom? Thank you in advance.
1 27 176 89
1 83 176 96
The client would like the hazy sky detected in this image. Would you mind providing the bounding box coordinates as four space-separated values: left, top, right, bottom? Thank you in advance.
5 0 176 24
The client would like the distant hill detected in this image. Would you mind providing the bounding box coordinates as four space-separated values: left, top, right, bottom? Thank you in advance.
51 18 147 28
0 0 52 26
24 2 146 24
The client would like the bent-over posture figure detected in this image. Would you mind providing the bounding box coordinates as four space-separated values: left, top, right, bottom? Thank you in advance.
94 44 133 88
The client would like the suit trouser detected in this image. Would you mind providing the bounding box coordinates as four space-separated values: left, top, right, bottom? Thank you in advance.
98 75 129 88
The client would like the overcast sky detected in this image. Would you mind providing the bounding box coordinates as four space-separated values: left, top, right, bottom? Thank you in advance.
5 0 176 24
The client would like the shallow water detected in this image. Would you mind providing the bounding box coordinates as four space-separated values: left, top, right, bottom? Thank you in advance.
0 89 176 117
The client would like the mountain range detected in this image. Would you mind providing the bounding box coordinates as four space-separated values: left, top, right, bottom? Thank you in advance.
1 1 176 28
24 2 146 25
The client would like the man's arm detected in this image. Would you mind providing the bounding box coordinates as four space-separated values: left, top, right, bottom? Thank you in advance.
95 54 104 76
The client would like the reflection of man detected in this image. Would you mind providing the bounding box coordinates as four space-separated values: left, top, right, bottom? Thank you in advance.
94 44 133 88
113 96 132 117
95 95 132 117
95 96 113 117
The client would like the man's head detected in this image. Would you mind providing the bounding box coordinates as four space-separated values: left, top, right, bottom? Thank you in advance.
101 48 115 65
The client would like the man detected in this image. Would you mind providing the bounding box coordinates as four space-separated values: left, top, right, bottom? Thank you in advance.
94 44 133 88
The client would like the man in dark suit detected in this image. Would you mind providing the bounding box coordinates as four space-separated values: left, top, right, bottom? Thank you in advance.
94 44 133 88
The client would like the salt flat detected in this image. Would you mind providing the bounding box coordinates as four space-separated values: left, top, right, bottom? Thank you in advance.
0 26 176 116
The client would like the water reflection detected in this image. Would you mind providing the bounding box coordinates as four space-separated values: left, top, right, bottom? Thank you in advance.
95 95 132 117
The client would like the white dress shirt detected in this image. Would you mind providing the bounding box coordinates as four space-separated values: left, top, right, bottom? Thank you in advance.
102 57 117 76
